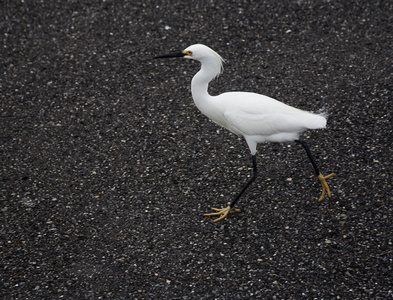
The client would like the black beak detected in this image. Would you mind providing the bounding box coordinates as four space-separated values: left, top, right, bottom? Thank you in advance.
154 52 186 59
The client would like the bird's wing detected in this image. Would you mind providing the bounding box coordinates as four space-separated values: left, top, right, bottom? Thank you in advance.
224 110 325 137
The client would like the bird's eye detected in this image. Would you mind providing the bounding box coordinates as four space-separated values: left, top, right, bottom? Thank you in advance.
184 50 193 56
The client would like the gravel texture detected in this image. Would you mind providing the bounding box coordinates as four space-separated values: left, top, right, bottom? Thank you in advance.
1 1 392 299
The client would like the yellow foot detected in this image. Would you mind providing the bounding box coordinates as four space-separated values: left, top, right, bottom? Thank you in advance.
203 206 241 222
318 172 336 202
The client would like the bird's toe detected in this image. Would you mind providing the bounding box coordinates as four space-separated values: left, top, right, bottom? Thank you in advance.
318 172 336 202
203 206 241 222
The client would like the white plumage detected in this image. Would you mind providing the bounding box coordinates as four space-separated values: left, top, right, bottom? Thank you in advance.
184 44 327 154
155 44 335 222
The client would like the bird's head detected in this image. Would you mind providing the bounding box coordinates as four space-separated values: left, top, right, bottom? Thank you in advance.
155 44 224 77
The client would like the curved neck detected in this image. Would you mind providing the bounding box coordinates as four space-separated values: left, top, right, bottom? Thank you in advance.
191 60 219 102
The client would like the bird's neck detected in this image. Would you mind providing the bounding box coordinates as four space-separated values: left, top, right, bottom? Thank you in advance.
191 72 210 99
191 63 218 108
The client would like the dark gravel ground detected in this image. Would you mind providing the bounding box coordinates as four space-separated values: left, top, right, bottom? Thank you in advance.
1 0 392 299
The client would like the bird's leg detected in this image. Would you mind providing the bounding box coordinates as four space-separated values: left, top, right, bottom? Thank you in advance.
204 155 257 222
230 155 258 207
295 140 336 202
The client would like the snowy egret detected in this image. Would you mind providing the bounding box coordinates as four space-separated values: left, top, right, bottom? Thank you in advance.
155 44 335 222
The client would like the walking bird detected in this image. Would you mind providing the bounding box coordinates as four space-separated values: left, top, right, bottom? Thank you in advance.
155 44 335 222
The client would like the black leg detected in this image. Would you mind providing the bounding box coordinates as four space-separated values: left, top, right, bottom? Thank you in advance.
204 154 257 222
229 154 258 208
295 140 320 176
295 139 336 202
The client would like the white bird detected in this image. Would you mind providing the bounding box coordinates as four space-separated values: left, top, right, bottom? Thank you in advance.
155 44 335 222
